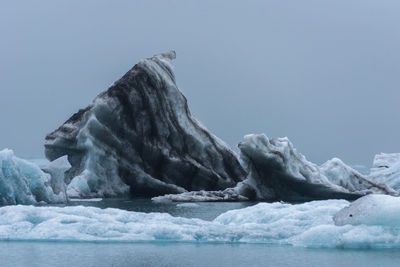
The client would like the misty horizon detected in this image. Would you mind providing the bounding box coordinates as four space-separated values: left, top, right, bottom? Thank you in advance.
1 0 400 167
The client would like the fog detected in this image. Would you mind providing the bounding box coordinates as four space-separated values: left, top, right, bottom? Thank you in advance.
1 0 399 166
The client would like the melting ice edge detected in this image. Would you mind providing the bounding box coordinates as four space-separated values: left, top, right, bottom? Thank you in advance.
0 194 400 249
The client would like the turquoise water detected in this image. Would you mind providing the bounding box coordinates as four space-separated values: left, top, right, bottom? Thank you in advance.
2 242 400 267
2 199 400 266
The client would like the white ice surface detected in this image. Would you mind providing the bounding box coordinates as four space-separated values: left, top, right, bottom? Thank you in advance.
333 194 400 226
152 188 247 202
2 196 400 248
370 153 400 192
42 156 70 203
320 157 393 195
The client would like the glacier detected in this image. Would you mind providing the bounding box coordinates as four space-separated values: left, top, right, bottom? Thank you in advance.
1 196 400 248
0 149 69 205
44 51 245 198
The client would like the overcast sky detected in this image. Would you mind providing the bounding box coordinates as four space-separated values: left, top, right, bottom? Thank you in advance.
1 0 399 166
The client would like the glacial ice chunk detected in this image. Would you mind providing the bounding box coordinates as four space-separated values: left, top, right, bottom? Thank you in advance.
2 199 400 248
0 149 67 205
152 188 248 202
320 157 393 195
369 153 400 192
42 155 70 202
333 194 400 226
45 51 245 198
237 134 393 201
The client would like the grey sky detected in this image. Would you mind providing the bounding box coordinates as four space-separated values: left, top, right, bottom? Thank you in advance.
1 0 399 167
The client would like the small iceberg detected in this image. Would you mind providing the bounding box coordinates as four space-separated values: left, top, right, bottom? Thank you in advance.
152 188 247 202
0 149 69 205
236 134 395 201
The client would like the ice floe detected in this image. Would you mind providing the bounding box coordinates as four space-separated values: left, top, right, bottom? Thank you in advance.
1 196 400 248
152 188 247 202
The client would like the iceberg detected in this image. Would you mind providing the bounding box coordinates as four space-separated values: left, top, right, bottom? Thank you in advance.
45 51 245 198
0 149 68 205
320 157 394 195
1 198 400 248
152 188 248 202
236 134 394 201
333 194 400 226
369 153 400 192
151 134 398 203
41 156 70 202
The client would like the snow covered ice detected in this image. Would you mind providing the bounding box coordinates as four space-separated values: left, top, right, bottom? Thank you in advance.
369 153 400 192
333 194 400 226
0 195 399 248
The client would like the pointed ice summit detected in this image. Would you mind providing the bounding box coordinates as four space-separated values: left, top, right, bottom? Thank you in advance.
45 51 246 198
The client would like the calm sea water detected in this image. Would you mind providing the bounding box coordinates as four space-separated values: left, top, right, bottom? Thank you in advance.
2 242 400 267
1 199 400 267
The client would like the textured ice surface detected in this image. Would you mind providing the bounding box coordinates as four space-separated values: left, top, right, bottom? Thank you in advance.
25 158 50 169
333 194 400 226
370 153 400 192
45 51 245 198
1 198 400 248
42 156 70 203
0 149 66 205
237 134 393 201
152 188 248 202
320 158 394 195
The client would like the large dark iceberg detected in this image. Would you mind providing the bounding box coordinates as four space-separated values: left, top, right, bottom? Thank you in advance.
45 51 246 198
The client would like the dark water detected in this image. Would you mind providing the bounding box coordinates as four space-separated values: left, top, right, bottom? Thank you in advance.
2 199 400 267
61 198 258 220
